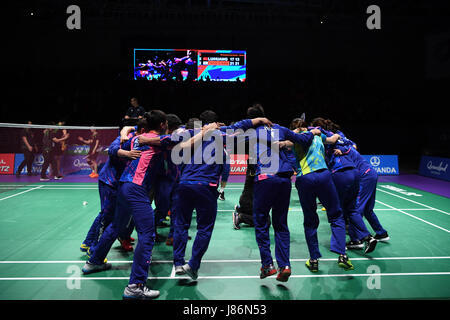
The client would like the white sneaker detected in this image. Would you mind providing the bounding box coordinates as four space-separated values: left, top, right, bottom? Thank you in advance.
81 261 111 274
175 265 185 275
182 263 198 280
123 284 160 300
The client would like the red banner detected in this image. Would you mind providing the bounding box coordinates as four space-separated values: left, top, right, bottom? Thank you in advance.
229 154 248 175
0 153 15 175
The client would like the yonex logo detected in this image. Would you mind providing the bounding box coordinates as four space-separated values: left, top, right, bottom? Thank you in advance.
370 156 381 167
35 155 45 165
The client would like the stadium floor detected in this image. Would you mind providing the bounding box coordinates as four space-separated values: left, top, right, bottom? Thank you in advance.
0 176 449 300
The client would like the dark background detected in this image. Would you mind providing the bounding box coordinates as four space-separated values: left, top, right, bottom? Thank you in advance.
2 0 450 172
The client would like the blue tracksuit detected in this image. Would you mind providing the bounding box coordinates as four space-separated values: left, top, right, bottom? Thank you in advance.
338 145 387 236
154 145 179 226
82 134 133 249
323 130 371 242
151 133 182 240
250 124 314 268
292 131 346 259
171 120 254 271
89 132 164 285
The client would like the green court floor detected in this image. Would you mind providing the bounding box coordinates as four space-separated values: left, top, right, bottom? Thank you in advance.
0 181 449 300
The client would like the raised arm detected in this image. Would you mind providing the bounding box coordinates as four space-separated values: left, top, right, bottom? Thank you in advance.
178 123 219 149
120 126 136 143
282 127 320 148
22 136 33 152
323 133 341 145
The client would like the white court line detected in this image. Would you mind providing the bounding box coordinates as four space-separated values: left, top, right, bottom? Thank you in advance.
170 265 176 278
217 209 435 212
376 188 450 216
376 199 450 233
2 256 450 264
1 272 450 281
0 186 43 201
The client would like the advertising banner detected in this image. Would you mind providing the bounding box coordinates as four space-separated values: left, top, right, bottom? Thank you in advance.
419 156 450 181
0 153 15 175
361 155 399 176
229 154 248 175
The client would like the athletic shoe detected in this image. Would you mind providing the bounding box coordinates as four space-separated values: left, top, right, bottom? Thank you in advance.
175 265 186 275
123 284 160 300
119 238 133 252
305 259 319 272
232 205 241 230
338 254 354 270
80 243 89 252
182 263 198 280
363 235 378 254
40 176 50 181
374 233 390 242
260 264 277 279
346 240 364 250
166 237 173 246
276 266 291 282
90 173 99 178
218 191 225 201
89 172 95 177
54 176 63 180
86 248 108 263
82 261 111 274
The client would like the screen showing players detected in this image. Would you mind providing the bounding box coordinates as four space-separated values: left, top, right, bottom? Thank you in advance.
134 49 246 82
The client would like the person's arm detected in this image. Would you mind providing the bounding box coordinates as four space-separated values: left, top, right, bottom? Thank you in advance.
178 123 219 149
22 136 33 152
120 126 136 143
52 135 64 143
117 149 141 160
61 130 70 141
277 140 294 150
137 135 162 146
219 117 273 132
282 127 320 148
78 137 91 144
108 137 121 157
323 133 341 145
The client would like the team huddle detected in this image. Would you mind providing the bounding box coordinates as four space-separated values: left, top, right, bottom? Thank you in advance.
79 104 389 300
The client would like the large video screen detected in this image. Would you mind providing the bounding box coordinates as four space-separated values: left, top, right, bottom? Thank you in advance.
133 49 246 82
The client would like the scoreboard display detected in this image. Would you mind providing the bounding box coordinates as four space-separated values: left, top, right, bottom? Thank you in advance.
199 52 245 66
134 49 246 82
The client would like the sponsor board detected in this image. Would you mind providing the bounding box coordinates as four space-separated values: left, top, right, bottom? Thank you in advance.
0 153 15 175
14 153 51 176
362 155 399 175
229 154 248 175
419 156 450 182
62 154 108 175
